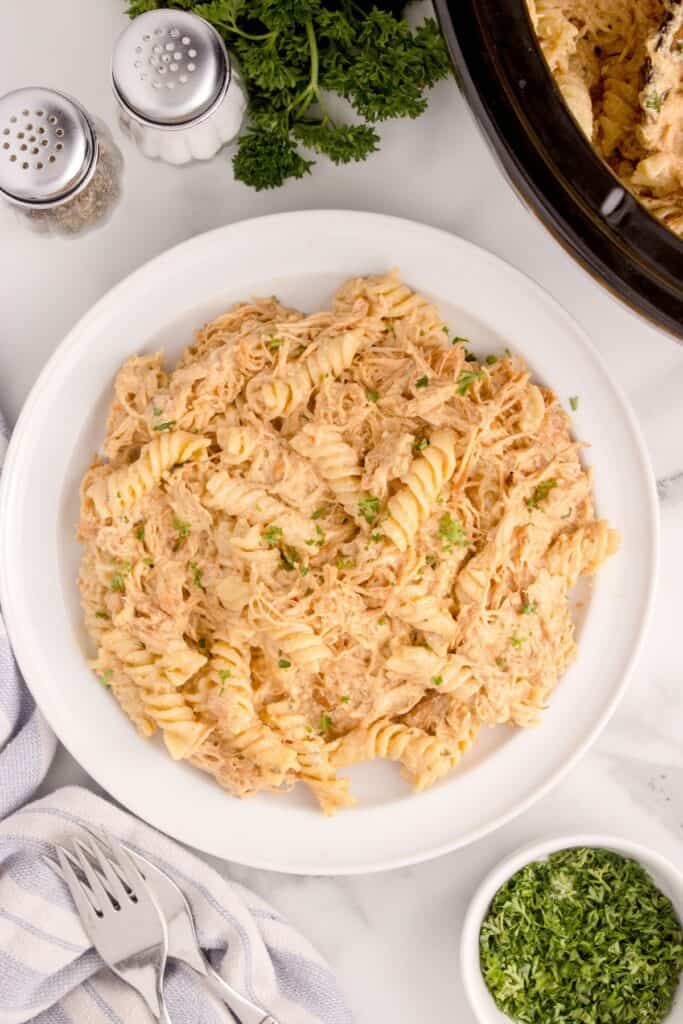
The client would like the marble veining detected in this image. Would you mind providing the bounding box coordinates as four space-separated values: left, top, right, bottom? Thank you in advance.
2 1 683 1021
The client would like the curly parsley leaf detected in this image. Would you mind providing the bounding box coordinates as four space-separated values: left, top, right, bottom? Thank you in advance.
233 126 313 191
293 121 379 164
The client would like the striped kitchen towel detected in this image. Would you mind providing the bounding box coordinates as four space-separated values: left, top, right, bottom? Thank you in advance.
0 410 353 1024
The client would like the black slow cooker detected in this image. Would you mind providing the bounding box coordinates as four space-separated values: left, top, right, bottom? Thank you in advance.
436 0 683 338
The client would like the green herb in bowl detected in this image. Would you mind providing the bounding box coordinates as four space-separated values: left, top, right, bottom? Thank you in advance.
480 847 683 1024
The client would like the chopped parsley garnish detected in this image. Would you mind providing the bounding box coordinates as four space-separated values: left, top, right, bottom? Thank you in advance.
464 350 477 362
526 478 558 509
452 336 468 346
425 554 438 568
480 847 683 1024
504 346 512 357
99 669 113 687
311 505 328 520
340 695 351 704
569 395 579 411
190 562 204 589
358 495 380 524
278 657 292 669
336 557 355 570
432 674 444 687
645 91 663 112
413 436 430 453
521 601 538 615
218 669 231 682
305 525 326 548
143 557 154 567
152 420 176 432
370 531 384 543
280 546 302 571
152 407 162 417
415 375 429 389
110 562 131 593
456 369 484 396
485 354 497 366
198 637 207 649
510 634 526 648
442 325 449 335
173 517 191 546
135 524 145 541
299 564 310 578
262 525 283 547
268 336 283 350
95 610 110 620
367 389 379 403
319 713 333 734
378 616 388 626
438 512 468 547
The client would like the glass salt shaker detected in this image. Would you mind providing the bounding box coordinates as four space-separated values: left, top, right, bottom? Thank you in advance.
112 10 247 166
0 88 123 237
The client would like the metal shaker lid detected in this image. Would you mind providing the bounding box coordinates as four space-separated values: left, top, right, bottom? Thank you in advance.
112 10 229 126
0 88 97 208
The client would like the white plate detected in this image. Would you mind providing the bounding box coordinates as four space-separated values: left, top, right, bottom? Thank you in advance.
0 211 658 874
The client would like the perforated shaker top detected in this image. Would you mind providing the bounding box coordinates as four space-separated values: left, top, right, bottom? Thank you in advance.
112 10 229 126
0 88 97 206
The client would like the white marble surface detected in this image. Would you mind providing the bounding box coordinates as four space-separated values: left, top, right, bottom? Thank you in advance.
1 2 682 1021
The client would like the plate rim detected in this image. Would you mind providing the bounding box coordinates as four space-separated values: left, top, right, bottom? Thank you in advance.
0 209 660 874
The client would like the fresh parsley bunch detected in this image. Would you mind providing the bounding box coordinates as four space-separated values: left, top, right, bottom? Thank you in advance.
126 0 451 189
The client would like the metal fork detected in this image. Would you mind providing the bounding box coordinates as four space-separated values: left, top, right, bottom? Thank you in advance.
52 837 173 1023
106 835 279 1024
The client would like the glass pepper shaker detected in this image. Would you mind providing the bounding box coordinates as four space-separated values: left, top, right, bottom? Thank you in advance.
0 88 123 237
111 10 247 166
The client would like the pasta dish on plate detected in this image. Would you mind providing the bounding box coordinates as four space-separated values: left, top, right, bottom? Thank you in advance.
78 271 619 814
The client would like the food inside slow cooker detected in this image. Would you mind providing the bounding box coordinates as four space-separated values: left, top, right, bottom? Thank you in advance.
527 0 683 238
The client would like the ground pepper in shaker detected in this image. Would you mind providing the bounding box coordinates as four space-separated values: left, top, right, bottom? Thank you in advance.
0 88 123 237
112 10 247 166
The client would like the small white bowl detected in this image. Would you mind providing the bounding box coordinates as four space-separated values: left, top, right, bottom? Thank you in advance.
461 834 683 1024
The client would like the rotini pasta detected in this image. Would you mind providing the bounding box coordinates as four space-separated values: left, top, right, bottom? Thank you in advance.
527 0 683 238
78 272 618 813
246 329 365 419
84 431 209 521
383 429 458 551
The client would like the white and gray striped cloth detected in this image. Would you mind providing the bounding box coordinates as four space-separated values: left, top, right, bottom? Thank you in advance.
0 410 353 1024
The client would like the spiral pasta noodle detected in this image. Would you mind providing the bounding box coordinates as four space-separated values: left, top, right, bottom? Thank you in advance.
384 429 458 551
84 431 209 520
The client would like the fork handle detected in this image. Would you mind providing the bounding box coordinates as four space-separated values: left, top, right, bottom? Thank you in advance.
157 979 174 1024
204 963 280 1024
